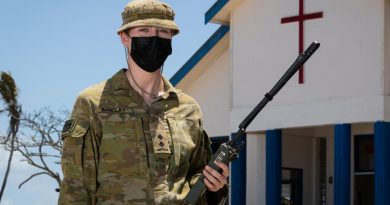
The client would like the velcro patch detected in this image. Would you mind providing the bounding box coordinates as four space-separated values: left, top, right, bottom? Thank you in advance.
61 119 76 139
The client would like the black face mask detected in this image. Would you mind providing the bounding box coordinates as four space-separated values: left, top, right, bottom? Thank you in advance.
129 36 172 73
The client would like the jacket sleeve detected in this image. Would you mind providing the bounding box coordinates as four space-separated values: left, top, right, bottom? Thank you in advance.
58 96 97 205
187 122 228 205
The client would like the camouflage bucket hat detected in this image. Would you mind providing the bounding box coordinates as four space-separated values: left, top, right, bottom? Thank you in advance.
117 0 180 35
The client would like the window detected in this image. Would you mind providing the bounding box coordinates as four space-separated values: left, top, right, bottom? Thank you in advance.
354 135 374 205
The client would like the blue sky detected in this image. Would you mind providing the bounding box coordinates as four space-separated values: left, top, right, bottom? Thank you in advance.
0 0 219 204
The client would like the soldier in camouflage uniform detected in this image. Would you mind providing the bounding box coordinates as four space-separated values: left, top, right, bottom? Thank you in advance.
58 0 229 204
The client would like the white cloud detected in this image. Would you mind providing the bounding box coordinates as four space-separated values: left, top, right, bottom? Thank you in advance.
1 198 14 205
0 148 60 204
0 149 30 173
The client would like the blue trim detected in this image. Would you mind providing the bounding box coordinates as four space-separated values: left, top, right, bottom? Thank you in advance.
170 25 229 86
266 129 282 205
205 0 229 24
231 132 246 205
374 122 390 205
334 124 351 205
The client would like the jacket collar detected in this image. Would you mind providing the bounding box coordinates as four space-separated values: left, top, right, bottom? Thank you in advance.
109 68 180 97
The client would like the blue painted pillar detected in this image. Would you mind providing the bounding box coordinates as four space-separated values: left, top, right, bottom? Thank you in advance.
334 124 351 205
266 129 282 205
374 122 390 205
230 133 246 205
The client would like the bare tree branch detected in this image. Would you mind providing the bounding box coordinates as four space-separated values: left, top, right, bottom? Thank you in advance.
18 172 48 189
1 107 67 192
0 72 68 197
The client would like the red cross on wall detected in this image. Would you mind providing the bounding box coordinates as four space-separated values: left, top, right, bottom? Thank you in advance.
281 0 323 84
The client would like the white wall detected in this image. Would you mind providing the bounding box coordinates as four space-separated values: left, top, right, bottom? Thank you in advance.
182 48 231 137
384 0 390 96
384 0 390 121
229 0 387 131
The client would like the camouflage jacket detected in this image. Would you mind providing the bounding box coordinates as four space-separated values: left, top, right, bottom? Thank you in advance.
58 69 215 205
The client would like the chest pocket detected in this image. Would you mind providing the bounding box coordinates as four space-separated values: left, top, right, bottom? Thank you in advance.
98 113 148 179
166 118 198 178
96 113 153 203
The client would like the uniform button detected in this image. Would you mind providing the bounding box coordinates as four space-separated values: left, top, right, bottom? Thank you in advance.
159 142 164 147
158 135 163 140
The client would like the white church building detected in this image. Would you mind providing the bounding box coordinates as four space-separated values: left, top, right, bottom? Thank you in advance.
170 0 390 204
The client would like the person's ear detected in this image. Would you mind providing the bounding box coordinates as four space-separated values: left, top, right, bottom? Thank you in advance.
119 31 131 47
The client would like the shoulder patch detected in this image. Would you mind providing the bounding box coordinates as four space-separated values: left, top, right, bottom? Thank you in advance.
61 119 76 138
